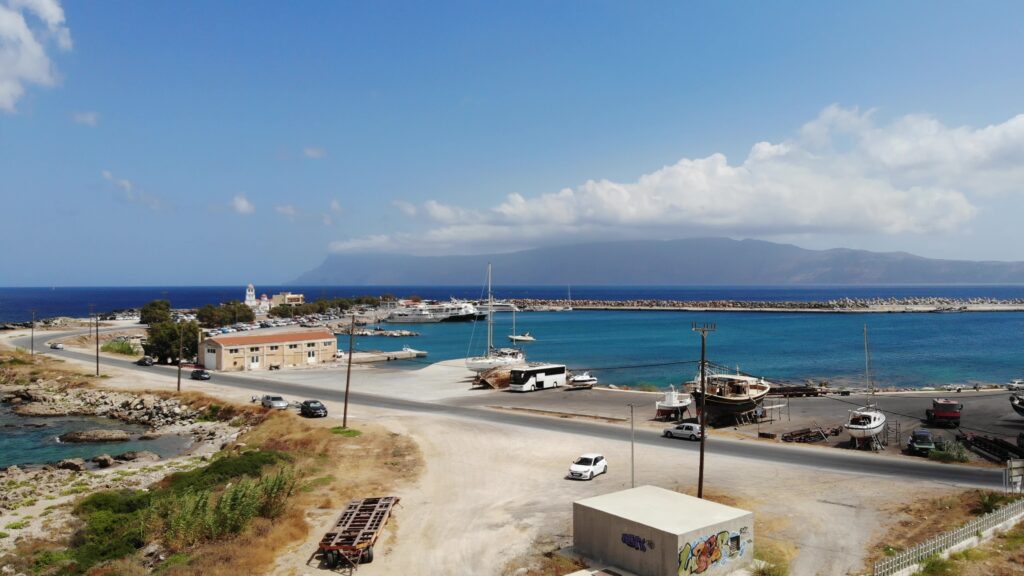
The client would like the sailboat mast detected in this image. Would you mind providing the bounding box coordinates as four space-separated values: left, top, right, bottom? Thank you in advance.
864 324 873 397
486 263 493 352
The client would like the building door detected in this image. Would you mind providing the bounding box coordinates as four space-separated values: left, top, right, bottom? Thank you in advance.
306 350 316 364
249 355 260 370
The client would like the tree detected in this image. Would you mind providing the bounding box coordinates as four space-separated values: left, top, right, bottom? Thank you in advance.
144 320 200 364
196 301 255 328
140 300 172 325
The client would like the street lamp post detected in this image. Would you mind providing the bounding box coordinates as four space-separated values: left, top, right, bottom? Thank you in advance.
629 403 636 488
692 322 716 499
176 322 184 393
342 310 355 428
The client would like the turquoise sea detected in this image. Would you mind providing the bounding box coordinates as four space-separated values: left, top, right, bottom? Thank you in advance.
350 310 1024 389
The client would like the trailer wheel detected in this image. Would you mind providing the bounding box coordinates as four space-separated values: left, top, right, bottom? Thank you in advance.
324 551 338 568
361 546 374 564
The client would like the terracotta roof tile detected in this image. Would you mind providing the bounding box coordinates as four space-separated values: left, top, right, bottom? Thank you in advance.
206 329 335 347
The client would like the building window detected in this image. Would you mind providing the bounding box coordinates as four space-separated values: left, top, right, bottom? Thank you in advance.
250 355 259 364
307 351 316 358
229 348 239 354
249 347 259 352
206 348 216 354
288 344 298 349
729 535 741 554
269 345 279 351
306 343 316 348
323 341 333 346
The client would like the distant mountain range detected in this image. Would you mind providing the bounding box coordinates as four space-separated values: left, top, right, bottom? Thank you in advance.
292 238 1024 285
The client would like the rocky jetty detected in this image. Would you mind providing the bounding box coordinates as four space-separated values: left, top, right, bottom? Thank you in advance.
514 296 1024 312
1 385 200 427
59 429 132 443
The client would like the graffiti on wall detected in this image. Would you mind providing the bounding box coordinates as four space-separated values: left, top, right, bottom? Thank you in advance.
677 528 748 576
621 533 655 552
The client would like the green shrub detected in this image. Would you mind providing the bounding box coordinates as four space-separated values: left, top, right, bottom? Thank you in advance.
32 548 73 571
75 489 151 515
975 492 1013 515
257 468 296 519
329 427 361 437
163 450 286 492
4 520 28 530
0 531 8 539
71 508 148 570
101 340 137 355
928 442 969 463
914 554 957 576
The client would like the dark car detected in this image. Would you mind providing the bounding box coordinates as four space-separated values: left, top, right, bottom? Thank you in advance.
190 369 211 380
136 356 155 366
300 399 328 418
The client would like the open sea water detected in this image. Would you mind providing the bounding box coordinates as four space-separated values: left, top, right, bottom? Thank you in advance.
2 285 1023 389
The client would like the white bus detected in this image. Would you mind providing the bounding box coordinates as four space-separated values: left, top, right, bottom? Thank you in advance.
509 364 566 392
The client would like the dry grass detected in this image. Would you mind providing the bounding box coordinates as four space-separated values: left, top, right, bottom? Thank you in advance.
503 550 587 576
159 413 422 576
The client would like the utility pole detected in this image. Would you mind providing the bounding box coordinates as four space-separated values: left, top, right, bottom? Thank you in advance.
342 310 355 428
29 309 36 357
176 322 184 392
88 304 99 376
692 322 716 499
629 403 636 488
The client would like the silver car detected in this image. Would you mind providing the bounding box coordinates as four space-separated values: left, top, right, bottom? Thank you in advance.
260 395 289 409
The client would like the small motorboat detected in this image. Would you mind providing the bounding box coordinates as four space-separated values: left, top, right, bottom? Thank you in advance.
656 385 692 420
401 346 428 358
1010 394 1024 417
508 332 536 342
570 372 598 387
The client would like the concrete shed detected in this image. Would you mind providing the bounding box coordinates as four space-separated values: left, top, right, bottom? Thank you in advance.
573 485 754 576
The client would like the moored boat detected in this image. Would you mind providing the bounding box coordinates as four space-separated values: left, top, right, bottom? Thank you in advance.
844 325 887 443
570 371 598 386
1010 394 1024 417
689 373 771 423
466 264 525 373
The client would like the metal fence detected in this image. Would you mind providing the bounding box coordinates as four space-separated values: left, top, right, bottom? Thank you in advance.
873 498 1024 576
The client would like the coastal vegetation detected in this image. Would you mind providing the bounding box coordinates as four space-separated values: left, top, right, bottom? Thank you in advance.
139 300 172 325
196 300 255 328
268 295 379 318
143 320 200 364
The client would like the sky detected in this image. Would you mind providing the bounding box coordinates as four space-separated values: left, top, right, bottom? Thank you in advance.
2 1 1024 286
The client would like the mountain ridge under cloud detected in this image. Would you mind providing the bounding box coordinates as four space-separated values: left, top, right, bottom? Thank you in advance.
292 238 1024 285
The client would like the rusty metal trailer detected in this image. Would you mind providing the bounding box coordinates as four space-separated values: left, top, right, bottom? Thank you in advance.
313 496 399 571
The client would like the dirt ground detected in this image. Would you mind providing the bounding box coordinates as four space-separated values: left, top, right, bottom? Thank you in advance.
1 328 975 576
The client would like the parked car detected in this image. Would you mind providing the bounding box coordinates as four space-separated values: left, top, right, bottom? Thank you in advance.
190 369 211 381
663 423 702 440
136 356 154 366
300 400 328 418
49 343 64 350
567 453 608 480
907 429 936 456
260 395 289 410
1008 379 1024 392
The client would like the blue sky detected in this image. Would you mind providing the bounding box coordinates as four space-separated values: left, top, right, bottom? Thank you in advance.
2 1 1024 285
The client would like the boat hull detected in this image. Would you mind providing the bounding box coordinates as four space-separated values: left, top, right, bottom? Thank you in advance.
691 390 766 421
1011 395 1024 417
845 423 886 439
466 356 524 373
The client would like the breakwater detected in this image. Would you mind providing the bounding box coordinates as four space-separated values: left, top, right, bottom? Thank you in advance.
516 297 1024 313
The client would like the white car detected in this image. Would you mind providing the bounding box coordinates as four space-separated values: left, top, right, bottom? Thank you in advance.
49 343 64 350
568 453 608 480
1008 379 1024 391
663 423 702 440
260 395 289 410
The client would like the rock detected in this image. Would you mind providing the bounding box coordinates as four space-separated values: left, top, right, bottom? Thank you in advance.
4 465 22 476
57 458 87 471
92 454 115 468
141 542 167 567
59 429 132 443
13 403 76 416
114 450 160 462
139 431 162 440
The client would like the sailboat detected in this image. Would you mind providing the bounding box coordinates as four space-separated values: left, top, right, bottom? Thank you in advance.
556 285 573 312
845 325 887 441
508 308 536 342
466 264 525 373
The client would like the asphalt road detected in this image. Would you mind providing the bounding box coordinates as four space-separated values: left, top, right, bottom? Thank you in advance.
8 329 1005 488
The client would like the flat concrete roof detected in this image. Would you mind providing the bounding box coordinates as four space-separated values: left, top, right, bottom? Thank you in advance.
575 485 749 536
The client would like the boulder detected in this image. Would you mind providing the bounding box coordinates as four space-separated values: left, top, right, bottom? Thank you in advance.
57 458 87 471
114 450 160 462
59 429 132 443
92 454 116 468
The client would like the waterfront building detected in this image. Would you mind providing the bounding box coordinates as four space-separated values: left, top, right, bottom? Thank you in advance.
200 329 336 371
270 292 305 307
244 283 272 314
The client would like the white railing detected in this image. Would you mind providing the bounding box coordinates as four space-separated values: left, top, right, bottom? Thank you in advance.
873 498 1024 576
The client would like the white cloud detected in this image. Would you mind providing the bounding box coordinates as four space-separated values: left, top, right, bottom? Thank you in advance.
0 0 72 112
72 110 98 126
101 169 163 210
330 105 1024 254
322 214 333 226
274 204 296 219
232 194 255 215
303 146 326 159
392 200 417 217
330 199 342 213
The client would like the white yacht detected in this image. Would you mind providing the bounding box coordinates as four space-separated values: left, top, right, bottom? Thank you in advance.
844 325 887 442
384 299 479 323
508 332 536 342
466 264 525 373
570 371 598 386
655 385 692 419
